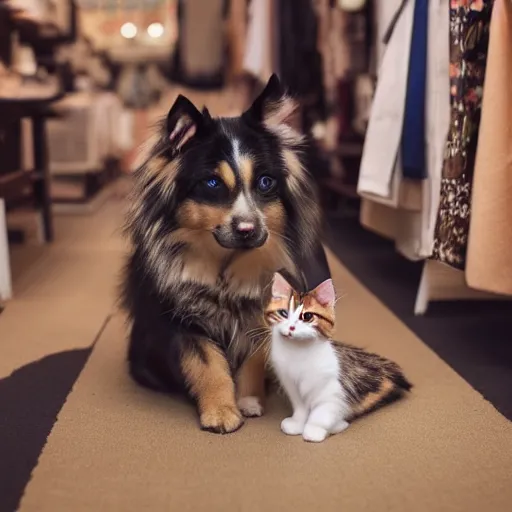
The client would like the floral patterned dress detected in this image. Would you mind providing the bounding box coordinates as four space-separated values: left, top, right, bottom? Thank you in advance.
431 0 494 269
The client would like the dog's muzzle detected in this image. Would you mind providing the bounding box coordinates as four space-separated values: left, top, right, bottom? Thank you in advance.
213 217 268 249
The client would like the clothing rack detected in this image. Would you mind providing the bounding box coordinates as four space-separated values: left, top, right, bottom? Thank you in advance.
414 0 512 314
357 0 512 315
414 260 507 315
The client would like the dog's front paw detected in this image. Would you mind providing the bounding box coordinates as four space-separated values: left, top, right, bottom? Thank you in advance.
281 417 305 436
200 405 244 434
237 396 264 417
302 424 328 443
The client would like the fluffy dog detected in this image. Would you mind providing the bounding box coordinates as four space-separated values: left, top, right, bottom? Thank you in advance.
121 75 321 433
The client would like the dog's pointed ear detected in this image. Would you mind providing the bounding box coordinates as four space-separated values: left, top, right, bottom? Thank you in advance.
166 95 205 151
242 74 299 133
201 106 213 122
243 74 284 122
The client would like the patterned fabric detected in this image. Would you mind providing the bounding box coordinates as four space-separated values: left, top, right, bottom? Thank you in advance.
431 0 494 268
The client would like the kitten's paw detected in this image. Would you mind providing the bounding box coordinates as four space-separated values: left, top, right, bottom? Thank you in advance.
200 405 244 434
332 420 349 434
237 396 264 417
303 424 328 443
281 417 305 436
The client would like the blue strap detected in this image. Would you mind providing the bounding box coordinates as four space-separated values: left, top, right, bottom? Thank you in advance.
401 0 429 180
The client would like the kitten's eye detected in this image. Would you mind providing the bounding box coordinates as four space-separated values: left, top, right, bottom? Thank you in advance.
205 177 221 189
302 312 314 322
256 175 276 194
277 309 288 318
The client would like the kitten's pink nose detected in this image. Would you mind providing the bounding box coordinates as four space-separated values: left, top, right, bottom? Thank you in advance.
289 326 295 331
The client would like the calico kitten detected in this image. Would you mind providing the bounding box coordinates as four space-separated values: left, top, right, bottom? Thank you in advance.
266 273 412 443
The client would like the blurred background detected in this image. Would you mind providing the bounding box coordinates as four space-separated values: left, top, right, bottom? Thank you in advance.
0 0 378 219
0 1 512 510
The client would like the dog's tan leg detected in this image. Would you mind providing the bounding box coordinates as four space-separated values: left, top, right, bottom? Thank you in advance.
181 341 243 434
236 346 267 417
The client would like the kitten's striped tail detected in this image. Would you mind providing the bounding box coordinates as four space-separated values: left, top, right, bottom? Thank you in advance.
352 370 412 419
392 372 413 392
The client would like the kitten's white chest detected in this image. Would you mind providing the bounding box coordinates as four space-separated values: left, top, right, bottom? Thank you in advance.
270 333 343 405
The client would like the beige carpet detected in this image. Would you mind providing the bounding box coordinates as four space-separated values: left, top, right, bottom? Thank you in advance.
1 199 126 379
17 239 512 511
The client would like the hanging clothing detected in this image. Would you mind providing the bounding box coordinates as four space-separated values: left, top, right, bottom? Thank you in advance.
242 0 274 83
277 0 324 99
313 0 350 109
171 0 227 89
312 1 351 152
466 0 512 296
226 0 249 80
420 0 451 257
357 0 422 261
358 0 450 260
357 0 415 207
431 1 494 269
400 0 428 180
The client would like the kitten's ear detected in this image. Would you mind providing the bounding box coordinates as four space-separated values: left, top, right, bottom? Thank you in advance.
242 74 298 129
166 95 206 152
271 272 293 299
312 279 336 308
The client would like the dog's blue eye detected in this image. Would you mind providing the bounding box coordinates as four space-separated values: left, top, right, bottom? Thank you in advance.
257 175 275 193
206 178 220 189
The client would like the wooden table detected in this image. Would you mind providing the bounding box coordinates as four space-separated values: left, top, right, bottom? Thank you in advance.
0 92 64 241
0 90 64 300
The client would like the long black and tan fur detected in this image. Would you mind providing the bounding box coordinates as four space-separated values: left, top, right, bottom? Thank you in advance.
121 75 321 433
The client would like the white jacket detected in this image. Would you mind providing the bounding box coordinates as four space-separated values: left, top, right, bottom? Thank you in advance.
357 0 450 260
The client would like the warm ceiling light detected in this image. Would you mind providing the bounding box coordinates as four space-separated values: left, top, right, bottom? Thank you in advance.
120 22 137 39
147 22 164 39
